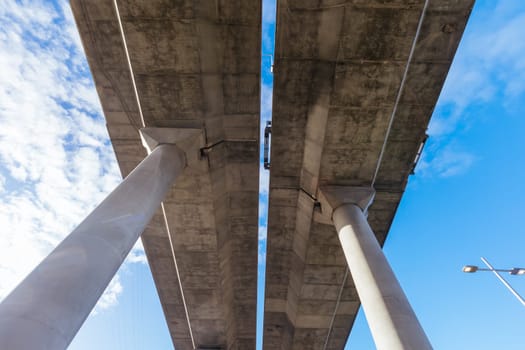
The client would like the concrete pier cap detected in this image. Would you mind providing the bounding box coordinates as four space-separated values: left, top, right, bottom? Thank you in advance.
139 127 206 169
318 186 376 221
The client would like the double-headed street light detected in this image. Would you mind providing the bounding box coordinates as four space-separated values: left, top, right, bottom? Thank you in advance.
463 265 525 275
463 257 525 306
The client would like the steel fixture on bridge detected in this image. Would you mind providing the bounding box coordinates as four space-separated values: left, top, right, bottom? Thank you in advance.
463 257 525 306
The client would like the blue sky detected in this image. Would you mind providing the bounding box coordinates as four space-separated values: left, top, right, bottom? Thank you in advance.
0 0 525 349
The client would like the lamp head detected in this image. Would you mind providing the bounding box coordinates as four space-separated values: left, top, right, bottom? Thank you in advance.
462 265 478 273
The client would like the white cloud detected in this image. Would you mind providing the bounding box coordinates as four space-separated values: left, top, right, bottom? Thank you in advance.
259 166 270 197
258 222 268 241
418 3 525 179
0 173 5 193
430 6 525 137
261 82 273 124
418 145 476 178
258 140 269 265
258 222 267 267
258 248 267 267
0 0 145 311
258 78 272 268
127 239 148 265
262 0 276 53
92 275 123 314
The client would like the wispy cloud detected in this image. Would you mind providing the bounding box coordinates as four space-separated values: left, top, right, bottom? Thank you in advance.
258 167 269 242
430 3 525 137
92 275 123 314
262 0 276 54
0 0 144 311
261 82 273 124
418 144 476 178
258 80 272 262
418 2 525 178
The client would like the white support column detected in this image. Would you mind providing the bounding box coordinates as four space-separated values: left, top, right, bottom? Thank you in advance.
0 128 202 350
319 186 432 350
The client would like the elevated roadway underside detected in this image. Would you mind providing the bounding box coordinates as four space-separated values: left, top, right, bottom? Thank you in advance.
71 1 261 349
263 1 473 349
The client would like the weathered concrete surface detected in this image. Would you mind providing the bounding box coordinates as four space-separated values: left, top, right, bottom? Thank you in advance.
71 1 261 349
264 1 474 349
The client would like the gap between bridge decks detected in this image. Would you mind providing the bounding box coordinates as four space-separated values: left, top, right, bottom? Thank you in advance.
257 0 277 348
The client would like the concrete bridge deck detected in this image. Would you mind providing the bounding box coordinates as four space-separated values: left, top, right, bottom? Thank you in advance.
71 1 261 349
263 1 473 349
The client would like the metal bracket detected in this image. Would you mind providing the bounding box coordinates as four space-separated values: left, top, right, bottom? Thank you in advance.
410 134 428 175
263 121 272 170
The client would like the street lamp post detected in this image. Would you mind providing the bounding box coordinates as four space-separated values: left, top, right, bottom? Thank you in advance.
463 257 525 306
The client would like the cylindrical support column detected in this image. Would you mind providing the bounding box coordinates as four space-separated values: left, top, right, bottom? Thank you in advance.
0 144 185 350
333 203 432 350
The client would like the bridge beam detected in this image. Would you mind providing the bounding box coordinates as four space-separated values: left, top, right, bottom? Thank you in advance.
319 186 432 350
0 128 201 350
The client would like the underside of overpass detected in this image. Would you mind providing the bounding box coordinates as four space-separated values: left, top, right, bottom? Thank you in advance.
68 0 473 349
71 1 261 349
264 0 473 349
